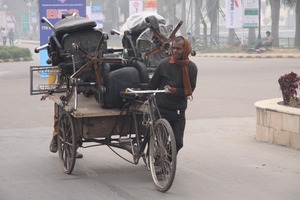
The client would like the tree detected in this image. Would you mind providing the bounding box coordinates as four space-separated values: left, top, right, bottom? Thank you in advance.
118 0 129 23
228 29 236 45
157 0 174 25
103 0 119 33
194 0 207 48
269 0 280 47
194 0 202 38
295 1 300 47
207 0 219 46
181 0 186 35
282 0 299 47
248 28 256 45
157 0 181 26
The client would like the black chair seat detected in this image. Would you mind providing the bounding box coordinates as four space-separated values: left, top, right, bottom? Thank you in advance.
54 16 96 35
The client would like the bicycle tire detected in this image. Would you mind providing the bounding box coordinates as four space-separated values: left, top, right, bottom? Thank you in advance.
149 118 177 192
57 113 77 174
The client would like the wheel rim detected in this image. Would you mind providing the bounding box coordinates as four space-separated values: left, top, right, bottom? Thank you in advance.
58 113 76 174
149 119 177 192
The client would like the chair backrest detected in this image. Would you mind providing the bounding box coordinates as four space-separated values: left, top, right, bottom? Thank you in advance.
54 16 96 37
61 29 103 69
101 67 141 108
100 60 149 109
47 16 99 67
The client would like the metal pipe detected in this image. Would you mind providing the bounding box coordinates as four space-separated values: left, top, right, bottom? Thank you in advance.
258 0 261 39
71 55 78 110
34 44 49 53
41 17 55 30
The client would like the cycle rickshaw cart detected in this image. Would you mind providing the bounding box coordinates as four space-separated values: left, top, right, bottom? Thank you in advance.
30 13 181 192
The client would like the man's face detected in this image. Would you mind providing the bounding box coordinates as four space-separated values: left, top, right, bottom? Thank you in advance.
172 40 184 60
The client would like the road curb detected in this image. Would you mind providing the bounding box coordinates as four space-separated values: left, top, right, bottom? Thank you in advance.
0 57 33 63
14 40 40 45
196 54 300 59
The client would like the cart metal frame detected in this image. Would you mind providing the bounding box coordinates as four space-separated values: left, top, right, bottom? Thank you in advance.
31 13 179 192
48 89 177 192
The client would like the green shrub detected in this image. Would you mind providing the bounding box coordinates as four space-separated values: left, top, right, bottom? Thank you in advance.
0 46 32 59
0 51 13 59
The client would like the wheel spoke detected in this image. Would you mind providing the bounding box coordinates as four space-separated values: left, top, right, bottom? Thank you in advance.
149 119 177 192
57 113 76 174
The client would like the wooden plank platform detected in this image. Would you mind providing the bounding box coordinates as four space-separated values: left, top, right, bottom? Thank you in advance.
49 93 123 118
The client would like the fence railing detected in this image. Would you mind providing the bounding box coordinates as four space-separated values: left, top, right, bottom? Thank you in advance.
191 35 296 50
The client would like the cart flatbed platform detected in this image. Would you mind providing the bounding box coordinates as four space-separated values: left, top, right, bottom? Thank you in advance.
49 93 127 118
49 93 145 139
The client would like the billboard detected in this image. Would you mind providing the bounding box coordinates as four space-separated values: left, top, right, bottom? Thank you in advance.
243 0 259 28
225 0 242 29
129 0 143 16
144 0 157 12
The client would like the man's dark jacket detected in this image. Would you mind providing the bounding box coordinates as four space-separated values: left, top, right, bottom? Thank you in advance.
148 57 198 111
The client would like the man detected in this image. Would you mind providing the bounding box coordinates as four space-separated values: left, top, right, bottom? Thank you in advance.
8 29 14 46
262 31 273 48
1 28 7 46
148 36 198 153
255 31 273 51
44 70 83 159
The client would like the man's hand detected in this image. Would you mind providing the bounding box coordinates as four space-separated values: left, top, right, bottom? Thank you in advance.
164 85 177 95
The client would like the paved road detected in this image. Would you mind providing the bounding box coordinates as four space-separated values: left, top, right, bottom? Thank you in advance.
0 44 300 200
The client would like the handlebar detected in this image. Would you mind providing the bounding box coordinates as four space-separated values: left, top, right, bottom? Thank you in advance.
110 29 122 36
34 44 49 53
41 17 55 31
125 88 167 94
121 88 167 102
106 48 123 53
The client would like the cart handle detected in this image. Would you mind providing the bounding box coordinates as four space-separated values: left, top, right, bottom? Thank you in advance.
125 88 167 94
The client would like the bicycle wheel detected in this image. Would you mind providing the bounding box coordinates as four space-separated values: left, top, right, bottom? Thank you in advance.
149 118 177 192
57 113 76 174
